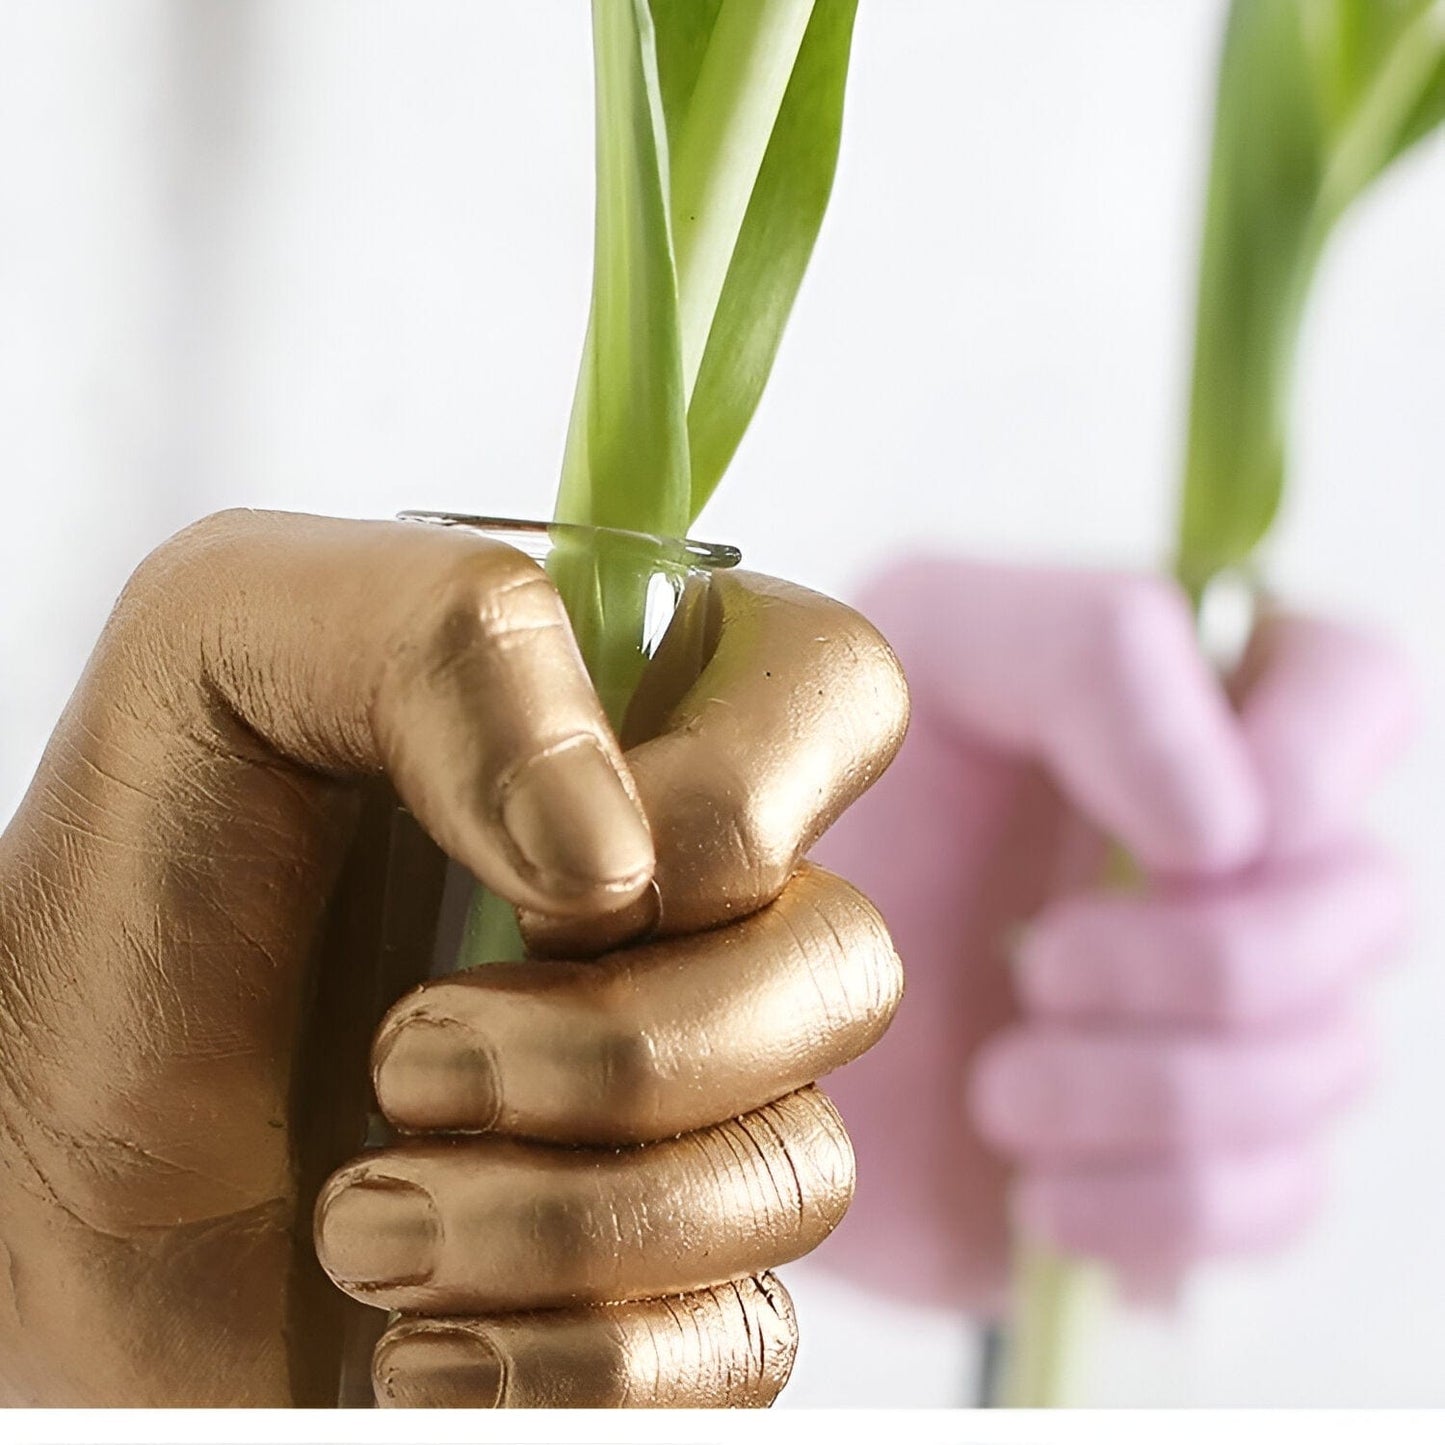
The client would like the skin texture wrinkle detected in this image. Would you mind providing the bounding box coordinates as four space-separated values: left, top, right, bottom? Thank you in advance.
374 863 901 1144
0 508 909 1407
370 1274 798 1408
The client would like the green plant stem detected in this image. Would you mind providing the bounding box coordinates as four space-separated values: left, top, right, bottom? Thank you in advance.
545 531 658 728
455 537 652 971
1000 843 1138 1406
1000 1245 1112 1408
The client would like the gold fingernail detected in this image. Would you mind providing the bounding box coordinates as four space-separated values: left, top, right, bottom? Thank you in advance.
373 1016 500 1132
317 1175 438 1288
374 1326 506 1409
501 736 653 901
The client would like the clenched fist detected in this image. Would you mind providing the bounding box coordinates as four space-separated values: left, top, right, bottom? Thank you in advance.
816 557 1412 1308
0 510 909 1407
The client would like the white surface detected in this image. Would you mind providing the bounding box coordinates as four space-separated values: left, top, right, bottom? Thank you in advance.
1 0 1442 1407
7 1407 1445 1445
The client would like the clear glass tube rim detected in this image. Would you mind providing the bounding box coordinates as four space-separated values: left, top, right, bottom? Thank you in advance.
397 511 741 572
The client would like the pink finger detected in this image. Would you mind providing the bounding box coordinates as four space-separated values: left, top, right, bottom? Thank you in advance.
969 1010 1370 1159
1016 839 1410 1027
1238 612 1417 859
859 560 1265 876
1016 1143 1327 1269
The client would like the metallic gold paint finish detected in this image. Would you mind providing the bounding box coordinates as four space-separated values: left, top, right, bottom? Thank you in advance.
316 1088 853 1313
0 510 909 1407
525 570 912 953
371 1274 798 1409
375 864 902 1144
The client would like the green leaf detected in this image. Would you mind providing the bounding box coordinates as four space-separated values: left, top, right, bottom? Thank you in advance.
555 0 692 538
682 0 858 518
559 0 857 536
649 0 726 154
1176 0 1445 601
660 0 818 404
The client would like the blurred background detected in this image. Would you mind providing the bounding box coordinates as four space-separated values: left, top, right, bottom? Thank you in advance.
1 0 1441 1407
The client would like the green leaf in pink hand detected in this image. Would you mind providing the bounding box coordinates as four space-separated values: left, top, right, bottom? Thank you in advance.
1009 1 1445 1410
1178 0 1445 602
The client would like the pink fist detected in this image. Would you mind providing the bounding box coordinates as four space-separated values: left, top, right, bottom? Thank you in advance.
814 558 1414 1311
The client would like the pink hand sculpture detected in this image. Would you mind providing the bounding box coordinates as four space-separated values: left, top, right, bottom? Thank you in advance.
814 557 1415 1311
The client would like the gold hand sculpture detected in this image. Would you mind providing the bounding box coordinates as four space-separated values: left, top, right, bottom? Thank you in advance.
0 509 909 1407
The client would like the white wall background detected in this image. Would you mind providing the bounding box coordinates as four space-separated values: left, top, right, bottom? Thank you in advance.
1 0 1442 1407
